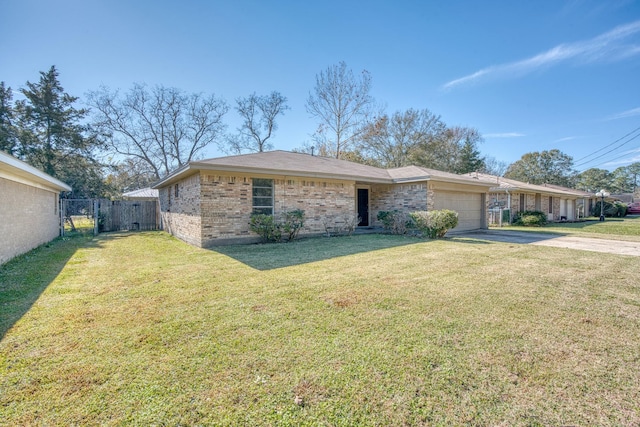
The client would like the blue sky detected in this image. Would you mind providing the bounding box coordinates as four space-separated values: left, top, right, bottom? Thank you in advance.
2 0 640 171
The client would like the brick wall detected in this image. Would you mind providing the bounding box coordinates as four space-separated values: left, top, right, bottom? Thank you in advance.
370 183 428 227
159 173 202 247
487 192 576 222
0 177 60 265
274 178 355 235
158 172 359 247
200 173 253 245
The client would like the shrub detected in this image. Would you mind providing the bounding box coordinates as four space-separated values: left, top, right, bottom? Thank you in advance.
613 202 627 217
591 201 628 218
512 210 547 227
377 210 411 235
409 209 458 238
249 214 282 243
322 213 360 237
249 210 306 243
281 209 305 241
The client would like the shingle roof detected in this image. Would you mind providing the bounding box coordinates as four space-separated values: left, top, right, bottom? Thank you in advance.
389 165 495 187
464 172 593 197
153 150 495 189
194 151 391 181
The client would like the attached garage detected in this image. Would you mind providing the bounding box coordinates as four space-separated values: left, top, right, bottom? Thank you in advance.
434 190 484 231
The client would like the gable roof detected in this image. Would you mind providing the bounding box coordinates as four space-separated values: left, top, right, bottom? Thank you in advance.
0 150 71 192
389 165 494 187
153 150 495 189
540 183 595 198
465 172 593 198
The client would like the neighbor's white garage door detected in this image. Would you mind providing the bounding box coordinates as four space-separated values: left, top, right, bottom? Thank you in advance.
433 191 483 231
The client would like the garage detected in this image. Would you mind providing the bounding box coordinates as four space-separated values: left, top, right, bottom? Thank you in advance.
433 190 484 231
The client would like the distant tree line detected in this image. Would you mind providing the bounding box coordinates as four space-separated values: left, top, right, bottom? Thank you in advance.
1 64 638 198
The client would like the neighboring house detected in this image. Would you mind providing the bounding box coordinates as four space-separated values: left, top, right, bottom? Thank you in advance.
0 151 71 265
152 150 494 247
540 183 598 218
466 173 594 222
610 193 634 204
122 187 159 201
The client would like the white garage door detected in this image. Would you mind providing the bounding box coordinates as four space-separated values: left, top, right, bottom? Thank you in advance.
433 191 483 231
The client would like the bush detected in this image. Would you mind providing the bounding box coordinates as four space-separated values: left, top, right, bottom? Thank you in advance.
322 213 360 237
612 202 627 217
377 210 411 235
591 201 628 218
512 210 547 227
249 210 305 243
409 209 458 238
249 214 282 243
281 209 305 241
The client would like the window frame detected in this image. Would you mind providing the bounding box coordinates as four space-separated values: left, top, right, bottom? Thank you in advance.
252 178 274 215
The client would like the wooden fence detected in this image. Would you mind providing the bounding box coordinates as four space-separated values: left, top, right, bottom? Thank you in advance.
98 200 160 232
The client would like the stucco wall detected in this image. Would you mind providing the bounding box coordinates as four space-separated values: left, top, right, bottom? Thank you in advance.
0 177 60 265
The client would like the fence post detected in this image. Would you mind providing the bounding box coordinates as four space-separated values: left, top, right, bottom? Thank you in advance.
93 199 99 236
60 198 65 237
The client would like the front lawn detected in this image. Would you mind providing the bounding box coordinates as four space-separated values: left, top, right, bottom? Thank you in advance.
1 231 639 425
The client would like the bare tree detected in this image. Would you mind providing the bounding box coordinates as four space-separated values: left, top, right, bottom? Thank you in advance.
481 156 508 176
226 91 289 154
88 84 228 179
359 108 445 168
306 61 373 159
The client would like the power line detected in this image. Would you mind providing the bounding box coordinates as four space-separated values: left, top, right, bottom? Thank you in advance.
574 127 640 169
581 144 640 170
573 125 640 163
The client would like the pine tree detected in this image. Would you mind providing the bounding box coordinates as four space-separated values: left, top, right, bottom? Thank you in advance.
0 82 17 155
14 66 105 197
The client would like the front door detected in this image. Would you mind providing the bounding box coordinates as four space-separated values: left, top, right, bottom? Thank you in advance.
357 188 369 226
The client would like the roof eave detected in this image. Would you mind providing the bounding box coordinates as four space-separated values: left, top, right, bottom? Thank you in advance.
0 151 72 192
153 162 394 187
489 186 589 197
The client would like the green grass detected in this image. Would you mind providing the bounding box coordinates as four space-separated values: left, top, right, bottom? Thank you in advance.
497 215 640 241
1 229 640 426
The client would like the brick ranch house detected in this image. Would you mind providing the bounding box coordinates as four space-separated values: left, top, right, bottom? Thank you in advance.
466 172 596 222
152 151 495 246
0 150 71 265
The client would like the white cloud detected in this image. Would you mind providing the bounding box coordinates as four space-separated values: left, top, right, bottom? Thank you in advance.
443 20 640 90
554 136 579 142
605 107 640 121
483 132 525 138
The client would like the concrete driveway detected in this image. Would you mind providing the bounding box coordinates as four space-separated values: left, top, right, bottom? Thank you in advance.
454 229 640 257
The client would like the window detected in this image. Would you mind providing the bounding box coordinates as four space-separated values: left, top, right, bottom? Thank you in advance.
519 194 525 211
252 178 274 215
548 196 553 214
174 184 179 198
